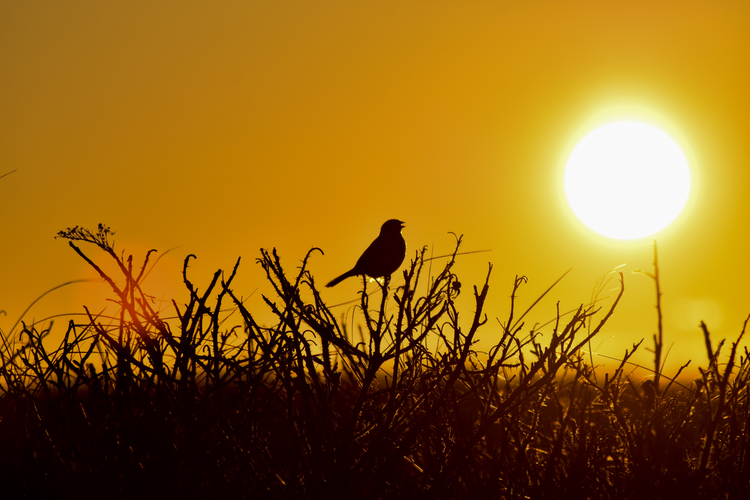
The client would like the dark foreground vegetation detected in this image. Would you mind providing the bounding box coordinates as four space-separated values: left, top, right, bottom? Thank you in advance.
1 225 749 499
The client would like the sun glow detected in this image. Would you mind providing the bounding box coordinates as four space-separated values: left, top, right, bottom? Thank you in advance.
565 121 690 240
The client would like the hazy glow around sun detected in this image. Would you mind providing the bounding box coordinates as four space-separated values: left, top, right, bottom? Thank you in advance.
565 121 690 240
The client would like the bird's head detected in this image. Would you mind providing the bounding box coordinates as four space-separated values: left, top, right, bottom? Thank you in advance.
381 219 405 233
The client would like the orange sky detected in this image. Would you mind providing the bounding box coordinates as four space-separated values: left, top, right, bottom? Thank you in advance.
1 1 749 377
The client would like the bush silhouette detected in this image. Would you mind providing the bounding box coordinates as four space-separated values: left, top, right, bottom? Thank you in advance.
0 225 748 499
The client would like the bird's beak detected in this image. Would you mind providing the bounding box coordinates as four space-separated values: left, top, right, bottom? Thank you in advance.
399 221 405 228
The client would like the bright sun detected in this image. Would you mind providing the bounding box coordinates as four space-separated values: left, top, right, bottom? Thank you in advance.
565 121 690 240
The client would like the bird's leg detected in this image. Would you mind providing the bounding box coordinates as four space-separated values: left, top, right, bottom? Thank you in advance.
380 275 391 292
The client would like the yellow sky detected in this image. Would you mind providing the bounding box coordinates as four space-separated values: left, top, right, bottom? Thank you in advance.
1 1 749 376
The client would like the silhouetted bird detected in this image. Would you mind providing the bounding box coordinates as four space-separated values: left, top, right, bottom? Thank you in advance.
326 219 406 288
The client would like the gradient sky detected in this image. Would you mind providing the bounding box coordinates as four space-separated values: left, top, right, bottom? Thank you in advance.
2 1 749 377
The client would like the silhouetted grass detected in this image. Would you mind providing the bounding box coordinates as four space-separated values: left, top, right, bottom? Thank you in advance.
1 225 748 499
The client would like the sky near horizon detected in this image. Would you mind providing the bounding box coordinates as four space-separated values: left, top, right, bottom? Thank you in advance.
1 1 749 376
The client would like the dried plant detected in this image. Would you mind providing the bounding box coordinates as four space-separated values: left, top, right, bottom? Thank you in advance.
0 226 748 499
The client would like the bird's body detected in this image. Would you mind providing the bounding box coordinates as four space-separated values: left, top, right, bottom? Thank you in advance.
326 219 406 287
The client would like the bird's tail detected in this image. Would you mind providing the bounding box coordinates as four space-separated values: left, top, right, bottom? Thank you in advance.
326 269 357 288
